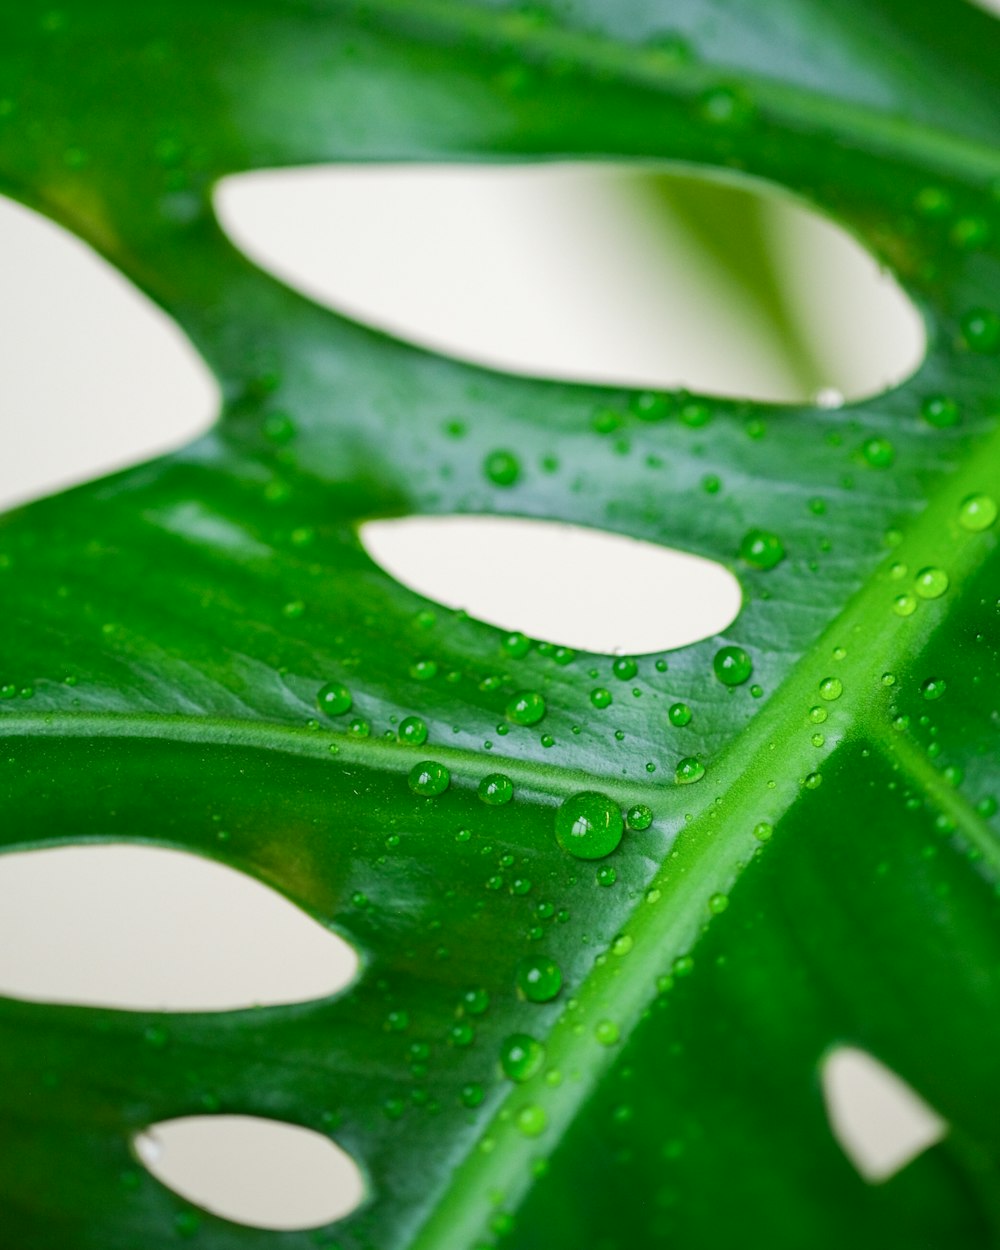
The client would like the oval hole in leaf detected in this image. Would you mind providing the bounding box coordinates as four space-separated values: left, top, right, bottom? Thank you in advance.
360 515 741 653
0 845 357 1011
134 1116 364 1230
215 164 923 404
0 194 218 510
821 1046 947 1183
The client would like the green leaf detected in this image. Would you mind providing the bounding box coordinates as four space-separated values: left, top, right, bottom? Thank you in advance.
2 1 1000 1246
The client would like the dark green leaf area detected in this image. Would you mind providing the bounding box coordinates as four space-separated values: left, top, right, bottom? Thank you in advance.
1 0 1000 1247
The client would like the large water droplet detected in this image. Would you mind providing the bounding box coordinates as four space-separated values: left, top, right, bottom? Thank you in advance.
554 793 624 860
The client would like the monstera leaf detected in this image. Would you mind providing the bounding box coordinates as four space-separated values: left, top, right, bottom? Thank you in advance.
2 1 1000 1245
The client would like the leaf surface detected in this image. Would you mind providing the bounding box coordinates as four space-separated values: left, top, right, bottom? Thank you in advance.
2 1 1000 1246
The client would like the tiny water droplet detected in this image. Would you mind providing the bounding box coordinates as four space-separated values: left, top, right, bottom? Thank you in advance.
590 687 612 709
819 677 843 701
668 702 693 727
626 803 653 831
920 394 959 428
921 677 946 701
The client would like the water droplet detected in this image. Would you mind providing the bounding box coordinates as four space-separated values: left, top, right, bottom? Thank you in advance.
460 988 490 1016
819 677 843 701
505 690 546 726
668 702 693 727
410 658 438 681
809 705 828 724
612 656 638 681
739 528 786 570
892 593 917 617
484 450 521 486
611 933 634 956
626 803 653 831
804 772 823 790
708 893 729 914
503 631 531 658
920 394 959 428
500 1034 545 1082
516 1105 547 1137
960 307 1000 354
461 1083 484 1108
753 821 773 842
914 567 949 599
263 411 296 444
478 773 513 806
675 757 706 785
713 646 752 686
921 677 946 701
554 792 624 860
958 494 997 532
596 865 617 887
590 687 612 709
594 1020 621 1046
317 682 351 716
398 716 428 746
699 84 753 127
408 761 450 797
516 957 562 1003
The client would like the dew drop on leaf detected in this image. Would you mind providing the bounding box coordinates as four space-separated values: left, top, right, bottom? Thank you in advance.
594 1020 621 1046
483 449 520 486
914 567 949 599
668 702 693 727
408 760 450 796
626 803 653 831
398 716 428 745
500 1034 545 1082
739 529 786 570
612 656 638 681
958 494 997 531
516 1105 547 1137
461 1083 485 1108
590 687 612 709
862 437 895 468
713 646 752 686
516 957 563 1003
921 677 946 701
819 677 843 701
753 821 774 842
892 593 917 617
960 307 1000 353
478 773 514 805
675 757 706 785
920 394 959 428
505 690 546 725
554 792 624 860
317 682 352 716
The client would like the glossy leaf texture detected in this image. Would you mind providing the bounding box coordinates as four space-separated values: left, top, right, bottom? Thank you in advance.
1 1 1000 1246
